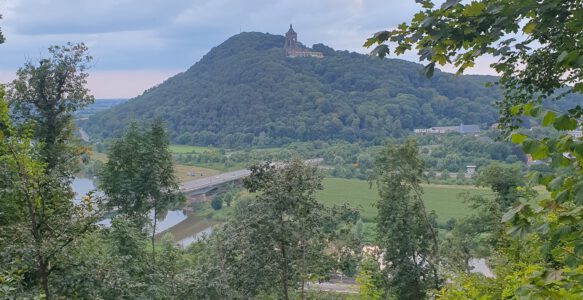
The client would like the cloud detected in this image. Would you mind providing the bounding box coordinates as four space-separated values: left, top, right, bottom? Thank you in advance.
0 0 495 98
3 0 192 35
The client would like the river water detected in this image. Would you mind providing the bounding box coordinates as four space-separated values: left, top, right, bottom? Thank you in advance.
72 178 214 247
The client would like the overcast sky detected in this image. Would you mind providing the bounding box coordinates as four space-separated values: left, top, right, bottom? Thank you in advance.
0 0 496 98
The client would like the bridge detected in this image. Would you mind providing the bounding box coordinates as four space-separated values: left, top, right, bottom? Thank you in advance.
179 158 324 199
180 169 251 195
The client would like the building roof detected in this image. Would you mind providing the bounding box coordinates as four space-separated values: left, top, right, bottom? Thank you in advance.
459 124 480 134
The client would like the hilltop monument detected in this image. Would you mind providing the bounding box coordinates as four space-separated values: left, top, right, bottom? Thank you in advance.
283 24 323 58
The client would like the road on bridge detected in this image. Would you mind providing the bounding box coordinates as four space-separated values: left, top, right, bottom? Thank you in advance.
179 159 323 193
179 169 251 193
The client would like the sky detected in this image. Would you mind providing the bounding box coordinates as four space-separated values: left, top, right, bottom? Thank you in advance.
0 0 496 99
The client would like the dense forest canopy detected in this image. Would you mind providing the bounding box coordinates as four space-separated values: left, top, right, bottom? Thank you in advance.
83 32 505 147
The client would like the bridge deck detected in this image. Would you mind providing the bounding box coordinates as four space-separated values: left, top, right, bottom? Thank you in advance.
179 159 323 194
180 169 251 193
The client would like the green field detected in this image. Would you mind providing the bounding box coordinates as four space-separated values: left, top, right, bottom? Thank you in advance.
316 178 491 223
169 144 213 154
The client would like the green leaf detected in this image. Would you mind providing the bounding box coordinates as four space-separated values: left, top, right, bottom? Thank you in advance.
441 0 461 10
557 51 569 63
553 115 578 131
423 62 435 78
544 269 562 285
527 171 542 186
511 133 527 144
548 176 564 190
371 44 390 58
542 111 556 127
522 103 534 115
555 189 570 203
502 203 525 223
523 140 548 160
574 240 583 256
523 21 536 34
510 104 522 115
574 143 583 157
573 182 583 205
463 2 485 17
507 223 529 239
529 106 542 118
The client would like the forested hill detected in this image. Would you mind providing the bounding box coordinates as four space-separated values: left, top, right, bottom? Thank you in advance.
83 32 502 147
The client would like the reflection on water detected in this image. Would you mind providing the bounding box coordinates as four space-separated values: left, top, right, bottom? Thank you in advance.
177 227 214 248
72 178 215 246
72 178 97 204
153 210 188 233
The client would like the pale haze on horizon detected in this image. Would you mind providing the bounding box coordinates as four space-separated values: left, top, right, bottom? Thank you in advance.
0 0 497 99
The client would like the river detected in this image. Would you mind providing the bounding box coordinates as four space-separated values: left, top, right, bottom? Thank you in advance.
72 178 215 247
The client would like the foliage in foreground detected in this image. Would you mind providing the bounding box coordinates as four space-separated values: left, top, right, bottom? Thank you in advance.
367 0 583 297
98 120 183 261
1 43 97 299
370 140 441 299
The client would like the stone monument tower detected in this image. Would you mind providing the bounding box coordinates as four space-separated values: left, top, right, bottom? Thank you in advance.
284 24 298 56
283 24 323 58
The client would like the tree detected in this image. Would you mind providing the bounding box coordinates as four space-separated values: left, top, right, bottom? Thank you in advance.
9 43 93 176
242 159 327 300
1 44 98 299
371 139 440 299
143 119 181 261
0 14 5 44
185 159 361 299
366 0 583 296
99 120 182 260
211 195 223 210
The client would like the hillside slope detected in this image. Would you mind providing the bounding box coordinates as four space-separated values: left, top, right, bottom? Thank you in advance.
83 32 502 147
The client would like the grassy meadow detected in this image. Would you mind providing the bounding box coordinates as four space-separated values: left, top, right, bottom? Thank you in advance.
89 151 220 183
316 178 491 223
168 144 212 154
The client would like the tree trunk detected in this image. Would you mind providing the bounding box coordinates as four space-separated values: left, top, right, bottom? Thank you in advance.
413 189 440 290
40 259 51 299
281 241 290 300
152 201 157 263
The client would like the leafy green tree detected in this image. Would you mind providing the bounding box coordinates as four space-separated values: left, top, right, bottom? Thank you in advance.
211 195 223 210
440 169 450 181
99 122 150 224
0 14 4 44
1 44 98 299
190 159 357 299
9 43 93 176
242 159 328 300
355 258 385 300
366 0 583 296
99 120 182 260
371 139 440 299
144 119 181 260
222 183 240 207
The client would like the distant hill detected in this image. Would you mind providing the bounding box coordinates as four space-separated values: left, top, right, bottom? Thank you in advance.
83 32 504 147
75 99 127 120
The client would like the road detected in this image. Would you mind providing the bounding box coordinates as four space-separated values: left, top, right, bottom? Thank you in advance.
179 169 251 192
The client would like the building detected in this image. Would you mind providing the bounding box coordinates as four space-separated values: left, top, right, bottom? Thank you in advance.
568 130 582 139
465 165 477 178
414 123 481 135
284 24 323 58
